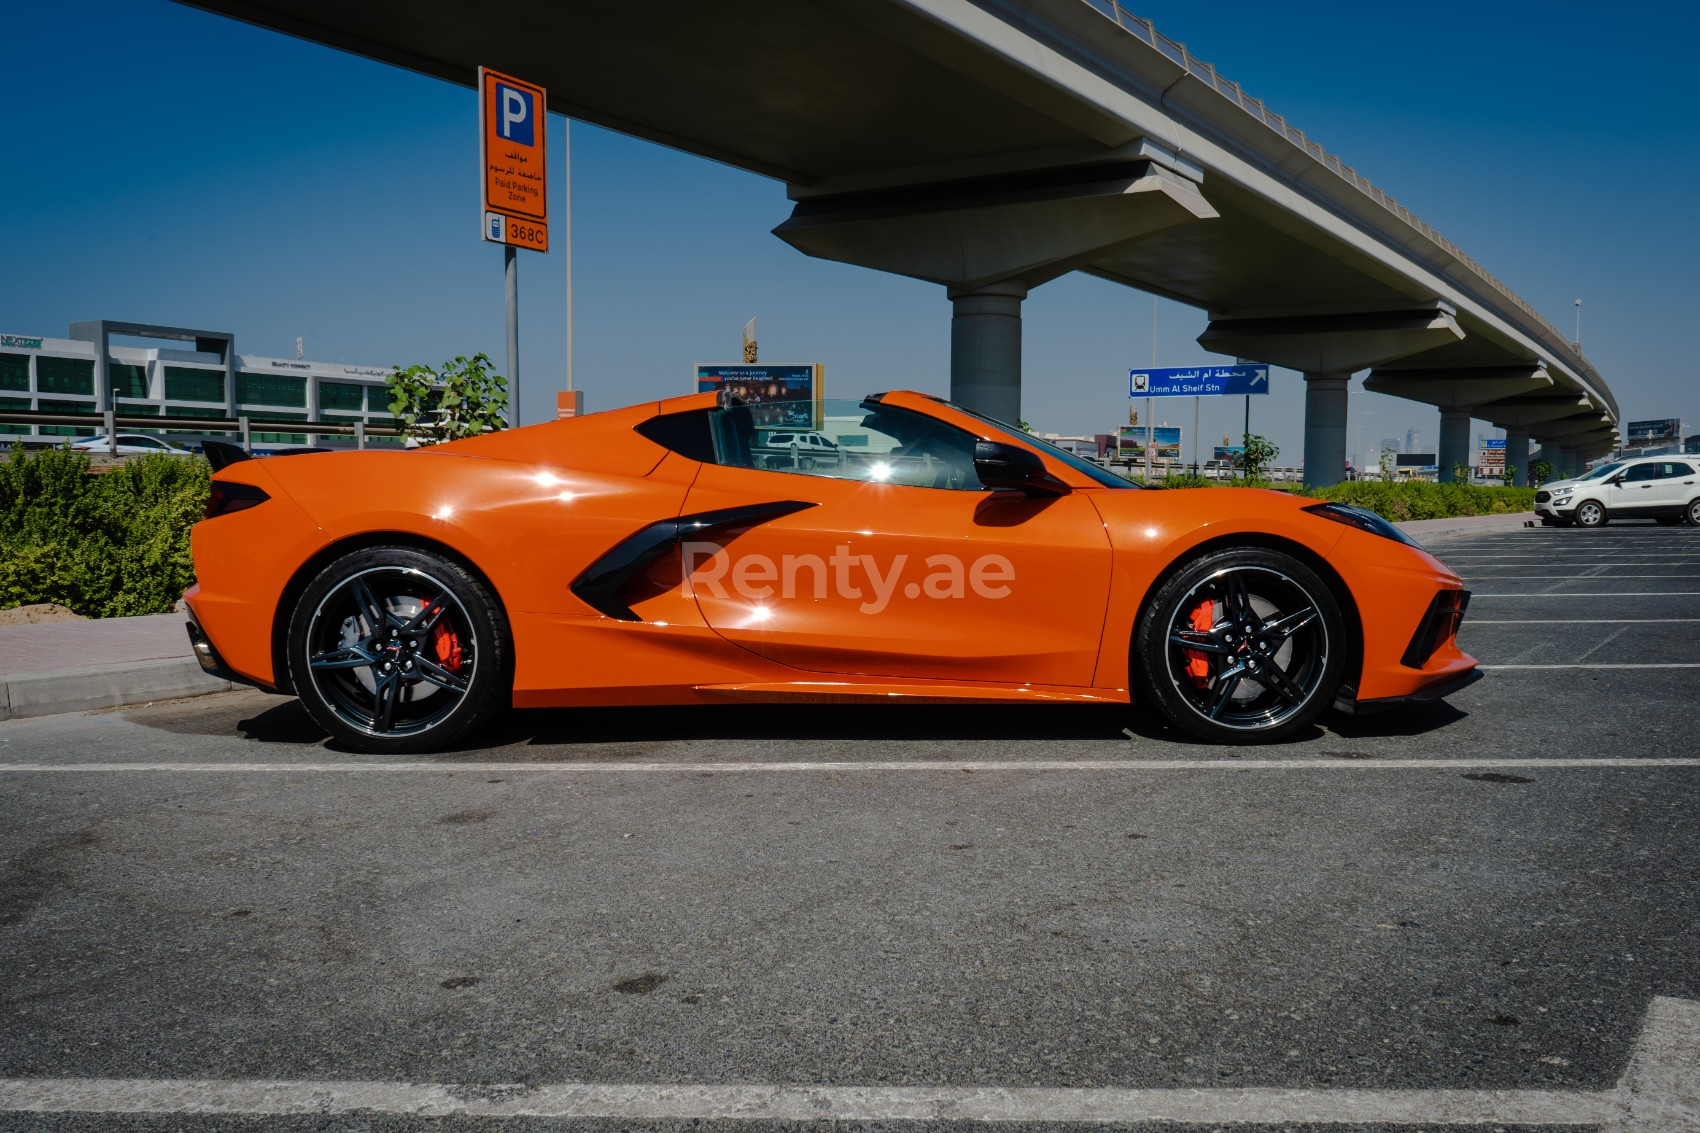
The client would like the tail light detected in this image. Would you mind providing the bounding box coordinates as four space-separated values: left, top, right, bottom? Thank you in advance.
204 480 269 520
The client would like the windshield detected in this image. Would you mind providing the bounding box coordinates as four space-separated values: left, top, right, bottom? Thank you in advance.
941 400 1138 489
1575 461 1626 481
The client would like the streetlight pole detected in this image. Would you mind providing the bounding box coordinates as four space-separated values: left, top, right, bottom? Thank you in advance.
1573 298 1582 353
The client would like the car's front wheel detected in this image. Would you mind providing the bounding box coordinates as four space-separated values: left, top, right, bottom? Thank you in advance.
1687 498 1700 526
287 546 511 754
1135 548 1345 744
1574 500 1608 528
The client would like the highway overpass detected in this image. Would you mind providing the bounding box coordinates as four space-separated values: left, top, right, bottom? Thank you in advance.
182 0 1620 483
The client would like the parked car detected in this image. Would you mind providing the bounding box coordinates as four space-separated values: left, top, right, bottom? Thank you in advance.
69 434 194 457
186 389 1479 754
757 429 839 469
1535 456 1700 527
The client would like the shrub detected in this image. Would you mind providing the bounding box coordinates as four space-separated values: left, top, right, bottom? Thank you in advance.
1306 480 1535 522
0 445 209 617
1157 472 1213 489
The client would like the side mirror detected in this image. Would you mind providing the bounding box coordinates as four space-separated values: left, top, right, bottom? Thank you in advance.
1607 474 1625 485
974 441 1069 497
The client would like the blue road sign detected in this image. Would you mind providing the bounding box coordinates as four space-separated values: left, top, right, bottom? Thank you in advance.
1129 364 1269 398
495 82 536 145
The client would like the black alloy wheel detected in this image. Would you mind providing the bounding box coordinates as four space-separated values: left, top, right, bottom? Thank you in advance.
288 546 510 754
1136 548 1345 744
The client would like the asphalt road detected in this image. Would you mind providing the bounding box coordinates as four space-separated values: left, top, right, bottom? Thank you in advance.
1 524 1696 1131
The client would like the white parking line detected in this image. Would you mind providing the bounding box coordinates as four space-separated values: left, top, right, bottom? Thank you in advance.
1471 592 1700 597
2 758 1698 774
1478 663 1700 670
0 997 1694 1126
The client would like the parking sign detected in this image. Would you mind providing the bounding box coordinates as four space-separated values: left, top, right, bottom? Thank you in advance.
480 67 548 249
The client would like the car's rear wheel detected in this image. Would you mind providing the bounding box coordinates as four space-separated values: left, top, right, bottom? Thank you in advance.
287 546 511 754
1135 548 1345 744
1687 498 1700 526
1574 500 1608 528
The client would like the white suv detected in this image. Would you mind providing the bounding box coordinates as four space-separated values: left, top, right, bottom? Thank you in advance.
757 430 840 470
1535 456 1700 528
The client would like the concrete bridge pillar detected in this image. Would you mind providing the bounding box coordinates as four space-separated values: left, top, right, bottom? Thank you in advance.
1302 372 1351 488
1438 408 1472 483
1504 428 1530 486
948 282 1027 424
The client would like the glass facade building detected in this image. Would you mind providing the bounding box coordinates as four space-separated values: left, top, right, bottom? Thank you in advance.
0 323 408 448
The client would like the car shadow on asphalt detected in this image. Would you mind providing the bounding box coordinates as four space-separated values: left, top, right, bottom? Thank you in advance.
200 694 1469 757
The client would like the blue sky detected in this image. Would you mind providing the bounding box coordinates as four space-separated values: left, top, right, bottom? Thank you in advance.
2 1 1695 463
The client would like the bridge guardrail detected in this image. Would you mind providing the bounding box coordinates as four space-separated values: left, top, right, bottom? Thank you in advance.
1076 0 1576 357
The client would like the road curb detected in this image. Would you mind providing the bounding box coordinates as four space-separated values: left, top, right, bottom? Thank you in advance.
1398 512 1538 542
0 658 232 723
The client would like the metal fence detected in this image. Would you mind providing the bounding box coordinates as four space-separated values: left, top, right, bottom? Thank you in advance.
0 409 402 455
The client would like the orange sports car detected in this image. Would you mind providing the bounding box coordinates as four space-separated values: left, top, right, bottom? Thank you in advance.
185 389 1478 753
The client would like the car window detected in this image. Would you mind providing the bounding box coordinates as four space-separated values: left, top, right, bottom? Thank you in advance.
1658 462 1695 478
1577 461 1624 481
1624 463 1658 482
710 398 984 490
943 399 1138 489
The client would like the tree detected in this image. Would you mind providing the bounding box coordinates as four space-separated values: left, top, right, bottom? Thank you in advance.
1378 447 1396 482
386 353 509 446
1451 461 1470 484
1235 433 1279 482
1504 463 1518 486
1530 459 1555 487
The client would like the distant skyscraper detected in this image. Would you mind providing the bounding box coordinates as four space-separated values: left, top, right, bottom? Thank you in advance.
1404 427 1422 454
1379 436 1401 457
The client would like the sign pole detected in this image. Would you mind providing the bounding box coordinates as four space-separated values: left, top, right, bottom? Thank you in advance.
1192 395 1200 475
479 65 549 428
565 118 574 399
1145 297 1155 483
504 244 519 426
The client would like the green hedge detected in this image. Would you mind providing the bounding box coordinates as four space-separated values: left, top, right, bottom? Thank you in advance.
0 445 209 617
1304 481 1535 521
1138 474 1535 519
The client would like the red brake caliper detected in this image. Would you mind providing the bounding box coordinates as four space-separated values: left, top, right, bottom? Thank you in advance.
428 605 464 672
1184 599 1215 688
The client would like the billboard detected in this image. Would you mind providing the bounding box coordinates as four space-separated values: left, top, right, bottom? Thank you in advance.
1396 452 1439 471
480 67 548 251
1118 425 1182 461
1479 437 1506 475
1129 364 1269 398
694 363 823 429
1212 444 1245 464
1626 418 1683 447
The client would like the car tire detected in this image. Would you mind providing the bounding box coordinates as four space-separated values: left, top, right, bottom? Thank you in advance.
1574 500 1608 528
1687 498 1700 526
287 545 512 754
1134 547 1345 745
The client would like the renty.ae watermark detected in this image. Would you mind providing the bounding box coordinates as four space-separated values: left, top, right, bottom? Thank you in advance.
683 543 1014 615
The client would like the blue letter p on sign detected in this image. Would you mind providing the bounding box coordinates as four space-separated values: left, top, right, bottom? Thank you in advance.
496 83 534 145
